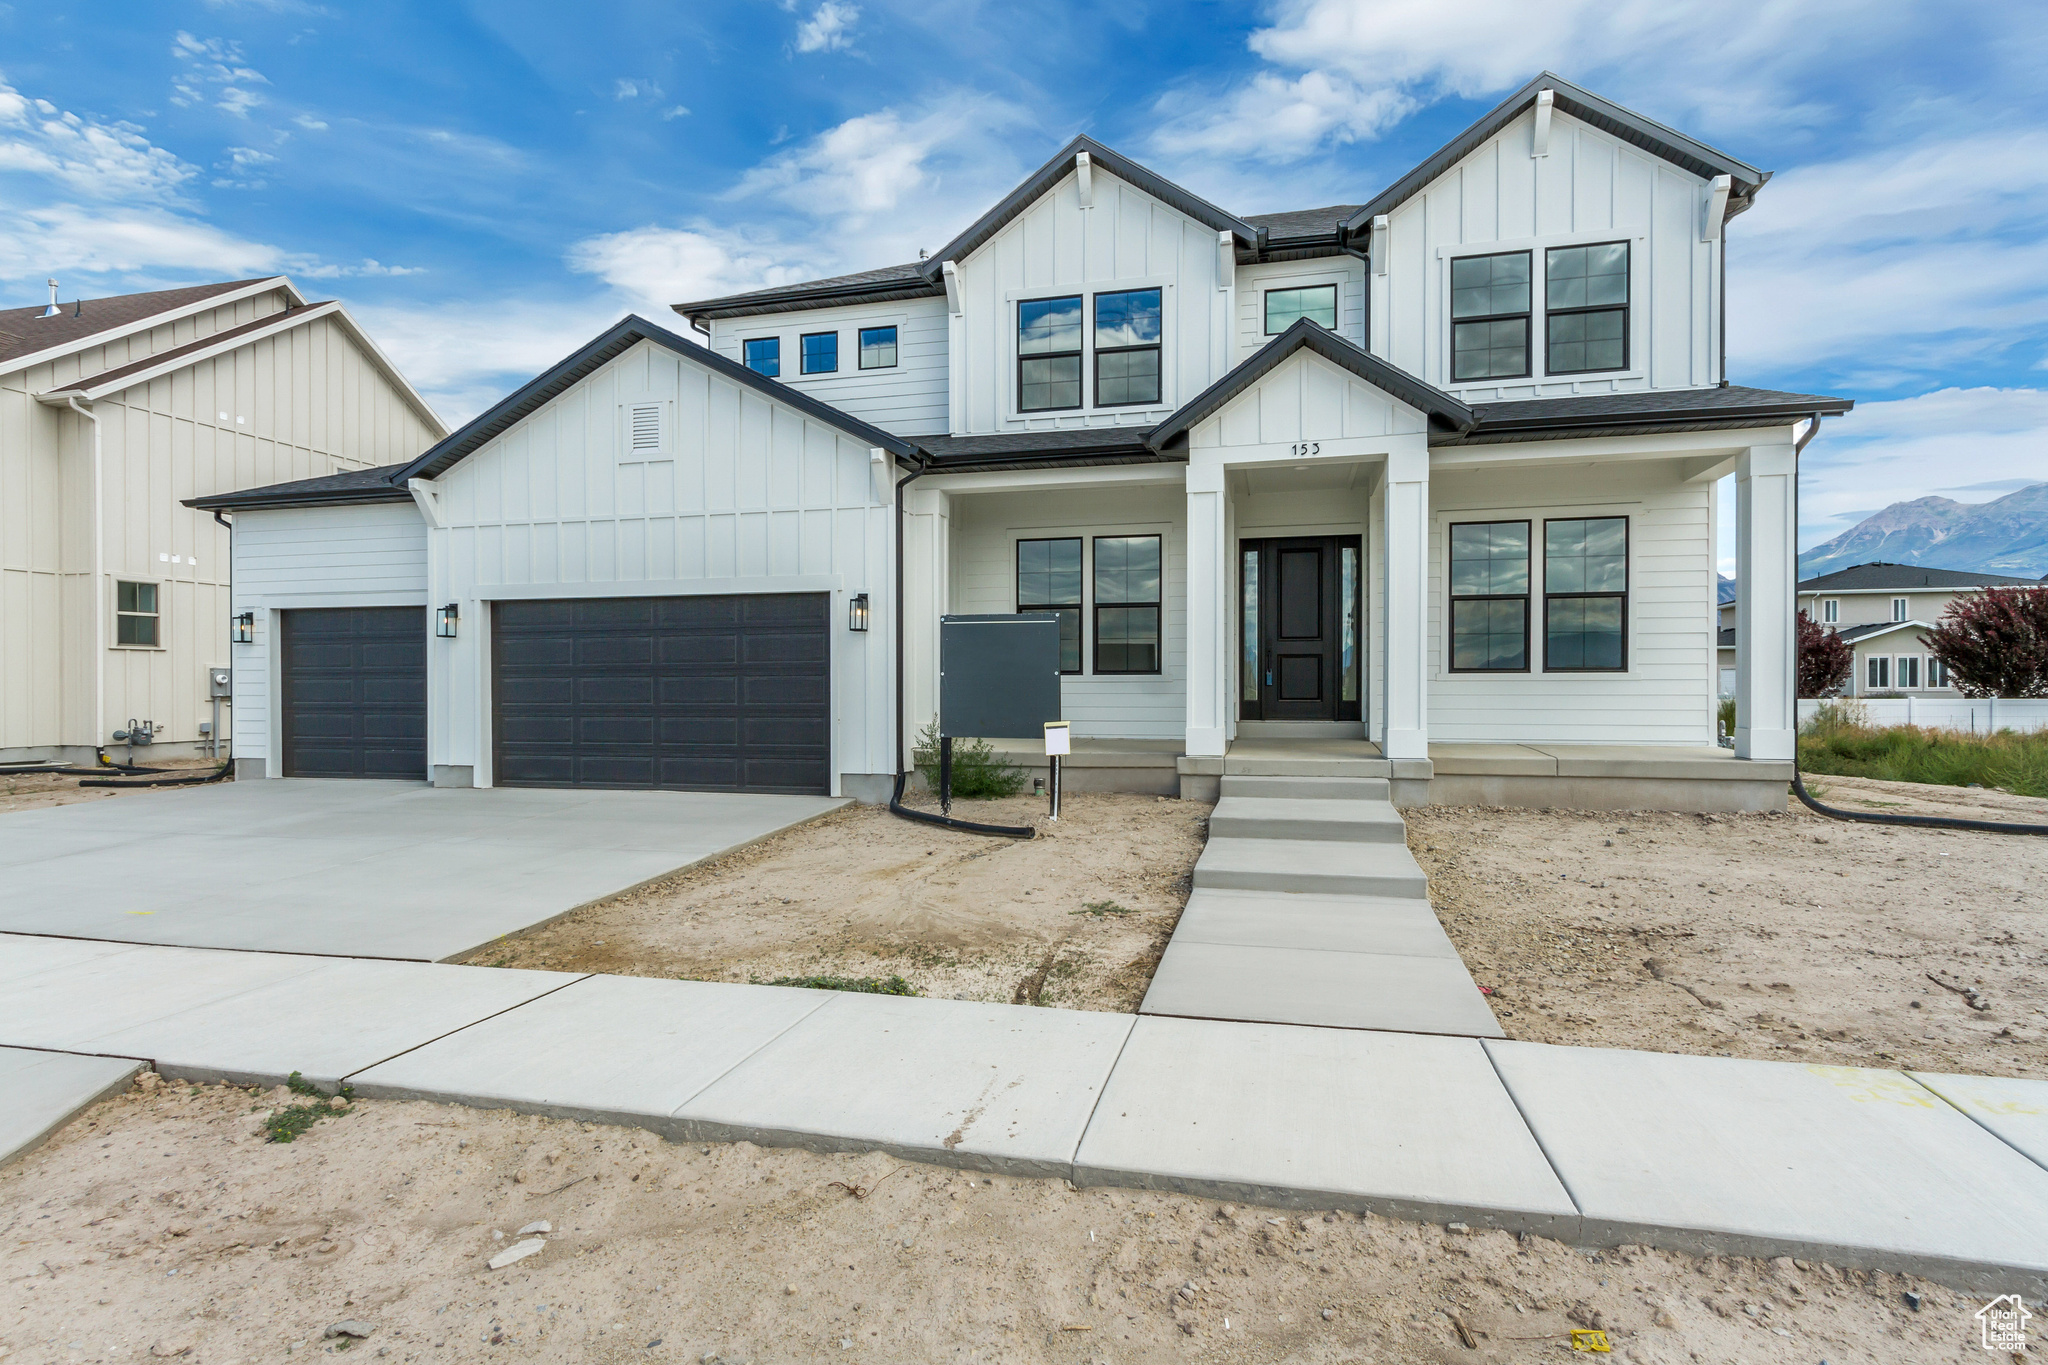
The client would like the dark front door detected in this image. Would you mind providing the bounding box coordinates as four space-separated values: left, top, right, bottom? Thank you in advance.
1240 536 1361 722
279 607 427 778
492 593 830 795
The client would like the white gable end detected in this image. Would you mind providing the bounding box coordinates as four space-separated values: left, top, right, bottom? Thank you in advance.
1188 348 1428 452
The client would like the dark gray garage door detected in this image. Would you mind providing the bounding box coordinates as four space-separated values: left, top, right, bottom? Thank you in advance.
493 594 830 795
279 607 428 779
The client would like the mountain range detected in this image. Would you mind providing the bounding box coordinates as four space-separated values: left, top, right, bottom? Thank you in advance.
1798 483 2048 580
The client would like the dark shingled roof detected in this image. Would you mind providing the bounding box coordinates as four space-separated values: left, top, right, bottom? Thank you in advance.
1834 620 1925 643
1438 385 1851 444
1800 563 2047 592
674 263 940 325
1 278 282 369
185 462 414 512
1243 205 1366 241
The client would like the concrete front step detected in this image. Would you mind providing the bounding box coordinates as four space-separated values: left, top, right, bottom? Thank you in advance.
1220 774 1390 801
1193 837 1429 898
1221 755 1391 777
1209 796 1407 843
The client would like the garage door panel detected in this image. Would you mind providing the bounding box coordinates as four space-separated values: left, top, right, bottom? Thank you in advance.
281 607 427 780
494 593 828 795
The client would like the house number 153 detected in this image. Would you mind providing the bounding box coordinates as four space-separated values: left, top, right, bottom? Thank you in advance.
1289 442 1321 457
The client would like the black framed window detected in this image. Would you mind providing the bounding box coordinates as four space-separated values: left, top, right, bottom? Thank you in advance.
1016 537 1083 674
742 337 780 377
1093 534 1161 674
1093 288 1162 407
800 331 838 375
1449 251 1531 381
1264 284 1337 334
1545 243 1629 374
858 325 898 369
1544 517 1628 671
1018 295 1082 411
1448 521 1529 671
116 580 160 647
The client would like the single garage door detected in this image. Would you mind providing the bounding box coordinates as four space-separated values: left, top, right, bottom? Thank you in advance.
493 594 830 795
279 607 428 779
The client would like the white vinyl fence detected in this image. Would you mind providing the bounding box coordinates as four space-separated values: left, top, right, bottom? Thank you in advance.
1798 697 2048 734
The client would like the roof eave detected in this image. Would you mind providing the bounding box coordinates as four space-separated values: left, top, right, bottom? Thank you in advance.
1 277 303 380
184 484 413 513
672 276 943 327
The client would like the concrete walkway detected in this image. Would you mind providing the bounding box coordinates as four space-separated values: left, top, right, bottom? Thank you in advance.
2 933 2044 1295
1141 772 1500 1037
0 780 845 960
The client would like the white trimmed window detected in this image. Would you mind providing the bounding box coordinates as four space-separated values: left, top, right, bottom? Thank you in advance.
1867 655 1889 690
1929 656 1950 688
1891 597 1908 622
1821 598 1839 624
116 580 160 647
1896 655 1921 688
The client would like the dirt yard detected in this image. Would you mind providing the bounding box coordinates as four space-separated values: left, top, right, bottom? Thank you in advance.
1414 774 2048 1080
463 792 1209 1012
1 1074 2003 1365
0 758 227 815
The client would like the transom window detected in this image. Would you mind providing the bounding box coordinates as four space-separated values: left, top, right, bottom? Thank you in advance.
1448 521 1529 671
1545 243 1629 374
116 580 160 647
1093 535 1162 674
1018 295 1083 412
858 325 898 370
1093 289 1163 407
1016 537 1083 674
1544 517 1628 671
1449 252 1531 381
742 336 780 377
1264 284 1338 334
800 331 838 375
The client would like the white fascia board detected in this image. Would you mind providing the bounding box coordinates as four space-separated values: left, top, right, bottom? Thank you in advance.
2 276 302 380
35 301 342 405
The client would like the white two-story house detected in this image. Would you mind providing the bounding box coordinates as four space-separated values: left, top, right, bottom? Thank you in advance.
195 74 1846 811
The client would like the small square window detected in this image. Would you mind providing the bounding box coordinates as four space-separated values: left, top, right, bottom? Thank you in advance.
1264 284 1338 334
743 337 780 377
800 332 838 375
116 580 160 647
858 326 898 369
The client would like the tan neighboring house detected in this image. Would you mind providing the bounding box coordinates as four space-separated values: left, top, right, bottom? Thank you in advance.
0 277 446 764
1717 561 2048 697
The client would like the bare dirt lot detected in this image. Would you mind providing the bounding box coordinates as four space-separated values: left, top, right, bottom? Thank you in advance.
463 792 1209 1012
0 758 226 815
2 1074 2001 1364
1414 774 2048 1080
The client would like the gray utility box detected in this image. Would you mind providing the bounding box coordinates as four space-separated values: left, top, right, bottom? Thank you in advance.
940 614 1062 739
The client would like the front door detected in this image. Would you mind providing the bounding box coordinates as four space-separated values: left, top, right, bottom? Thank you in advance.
1240 536 1361 721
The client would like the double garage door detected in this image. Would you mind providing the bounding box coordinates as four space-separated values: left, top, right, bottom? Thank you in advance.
279 594 829 795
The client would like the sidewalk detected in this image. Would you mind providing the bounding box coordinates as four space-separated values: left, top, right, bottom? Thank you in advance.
3 931 2045 1295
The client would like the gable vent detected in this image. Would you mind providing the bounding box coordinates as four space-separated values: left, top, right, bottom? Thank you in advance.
629 402 663 452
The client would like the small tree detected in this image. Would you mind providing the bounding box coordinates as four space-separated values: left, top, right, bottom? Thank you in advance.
1796 609 1851 697
1923 586 2048 698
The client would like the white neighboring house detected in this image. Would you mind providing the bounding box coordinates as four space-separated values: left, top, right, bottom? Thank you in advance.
196 74 1849 810
1717 562 2048 697
1 277 446 764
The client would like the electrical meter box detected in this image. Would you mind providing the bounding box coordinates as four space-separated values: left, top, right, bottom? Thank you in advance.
208 667 232 699
939 614 1061 739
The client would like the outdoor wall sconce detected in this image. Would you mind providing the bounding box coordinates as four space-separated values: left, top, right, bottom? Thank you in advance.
231 611 254 644
849 592 870 632
437 603 460 638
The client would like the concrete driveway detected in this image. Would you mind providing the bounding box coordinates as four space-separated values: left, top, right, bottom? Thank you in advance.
0 780 845 961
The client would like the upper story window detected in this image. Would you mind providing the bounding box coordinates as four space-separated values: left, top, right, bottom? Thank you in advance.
1449 252 1531 381
858 326 898 370
1016 537 1083 674
1265 284 1337 335
1093 288 1162 408
800 331 838 375
1891 597 1908 622
743 337 780 377
1545 243 1629 374
1821 598 1839 624
116 580 160 647
1018 295 1083 412
1544 517 1628 671
1448 520 1529 671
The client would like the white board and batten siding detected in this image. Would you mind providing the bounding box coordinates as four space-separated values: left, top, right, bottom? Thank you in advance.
950 167 1234 436
227 503 428 767
424 338 894 794
1426 462 1716 744
948 483 1187 740
1185 349 1430 454
1374 106 1721 400
708 295 949 436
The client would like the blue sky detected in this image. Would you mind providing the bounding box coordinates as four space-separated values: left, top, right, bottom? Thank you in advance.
5 0 2046 563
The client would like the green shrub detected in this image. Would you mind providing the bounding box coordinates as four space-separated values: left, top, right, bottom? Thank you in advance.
1717 697 1736 742
912 720 1028 799
1796 715 2048 797
760 973 919 996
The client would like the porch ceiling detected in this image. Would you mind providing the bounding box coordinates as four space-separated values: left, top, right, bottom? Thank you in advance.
1230 459 1378 496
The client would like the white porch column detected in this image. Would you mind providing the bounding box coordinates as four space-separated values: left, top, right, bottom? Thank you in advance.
1734 442 1797 761
1184 462 1229 757
1381 443 1429 761
901 486 950 767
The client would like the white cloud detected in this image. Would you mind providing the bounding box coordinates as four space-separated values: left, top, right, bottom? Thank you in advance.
0 203 285 279
614 78 663 101
216 88 266 118
661 105 692 121
0 80 198 202
296 258 428 278
794 1 859 54
293 113 329 131
1151 69 1414 163
567 224 822 318
169 33 271 116
350 297 630 424
212 144 277 189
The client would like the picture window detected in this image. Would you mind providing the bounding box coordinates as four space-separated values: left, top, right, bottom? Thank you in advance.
1264 284 1337 334
858 326 898 370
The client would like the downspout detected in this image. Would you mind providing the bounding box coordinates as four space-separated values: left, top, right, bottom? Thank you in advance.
65 396 110 764
1782 412 2048 836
